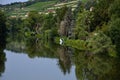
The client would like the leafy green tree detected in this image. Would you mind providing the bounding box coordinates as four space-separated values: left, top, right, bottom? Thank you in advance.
25 11 43 32
0 10 7 51
109 0 120 18
0 10 6 76
42 13 56 30
74 10 93 40
87 31 116 56
58 7 73 37
108 18 120 55
84 0 96 10
42 13 57 40
107 0 120 55
6 18 25 42
90 0 114 31
56 6 68 23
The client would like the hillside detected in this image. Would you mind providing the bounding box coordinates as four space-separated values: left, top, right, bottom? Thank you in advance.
25 1 56 11
0 0 80 18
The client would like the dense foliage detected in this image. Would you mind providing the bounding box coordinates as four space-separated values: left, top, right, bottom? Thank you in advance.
0 10 7 77
1 0 120 79
4 0 120 57
0 10 7 51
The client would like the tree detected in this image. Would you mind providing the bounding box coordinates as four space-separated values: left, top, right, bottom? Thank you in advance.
107 0 120 55
0 10 7 51
90 0 114 31
56 6 68 23
24 11 44 34
87 31 116 56
42 13 56 30
42 13 57 40
109 0 120 18
74 10 92 40
108 18 120 55
58 7 73 37
0 10 6 76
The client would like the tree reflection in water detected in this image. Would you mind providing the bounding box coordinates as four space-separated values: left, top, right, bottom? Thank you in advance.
73 49 120 80
57 46 72 75
25 37 73 75
6 35 120 80
25 37 58 58
0 51 6 76
25 36 74 75
0 10 7 77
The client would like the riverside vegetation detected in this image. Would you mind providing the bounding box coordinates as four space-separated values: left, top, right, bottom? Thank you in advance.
2 0 119 56
0 0 120 79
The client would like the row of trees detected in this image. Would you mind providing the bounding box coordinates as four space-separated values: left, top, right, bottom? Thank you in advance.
5 0 120 56
6 5 72 40
72 0 120 56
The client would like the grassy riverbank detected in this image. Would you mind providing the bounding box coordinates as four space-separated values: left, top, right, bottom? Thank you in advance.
55 37 87 50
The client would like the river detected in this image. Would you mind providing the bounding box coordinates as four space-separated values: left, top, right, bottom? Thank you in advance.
0 0 28 5
1 50 76 80
0 34 120 80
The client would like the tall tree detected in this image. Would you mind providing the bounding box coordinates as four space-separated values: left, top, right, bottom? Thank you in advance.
90 0 114 31
108 0 120 55
59 7 73 37
0 10 7 51
0 10 6 77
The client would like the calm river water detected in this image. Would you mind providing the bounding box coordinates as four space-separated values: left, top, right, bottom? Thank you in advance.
1 50 76 80
0 36 120 80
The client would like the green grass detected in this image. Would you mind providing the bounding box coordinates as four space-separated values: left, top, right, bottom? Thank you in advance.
26 1 56 11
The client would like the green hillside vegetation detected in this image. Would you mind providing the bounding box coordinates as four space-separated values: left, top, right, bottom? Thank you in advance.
6 0 78 18
26 1 56 11
1 0 120 79
2 0 119 57
7 1 56 17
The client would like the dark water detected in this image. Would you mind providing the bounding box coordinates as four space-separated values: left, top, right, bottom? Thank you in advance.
0 0 28 5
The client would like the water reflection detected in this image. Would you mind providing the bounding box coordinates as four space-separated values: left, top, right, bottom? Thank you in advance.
25 37 73 75
0 51 6 77
99 58 120 80
57 46 72 75
73 49 120 80
4 36 76 80
5 33 120 80
0 34 6 77
25 37 58 58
